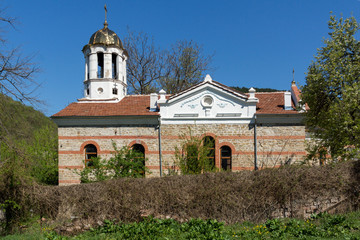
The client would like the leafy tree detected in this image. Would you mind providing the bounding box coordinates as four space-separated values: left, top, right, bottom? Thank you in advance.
78 144 148 183
25 126 58 185
302 15 360 160
160 40 213 94
175 129 216 174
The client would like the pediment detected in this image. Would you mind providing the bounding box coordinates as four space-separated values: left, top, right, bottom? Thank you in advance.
159 80 257 119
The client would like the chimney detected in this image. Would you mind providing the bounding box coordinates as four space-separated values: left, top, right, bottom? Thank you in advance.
248 87 256 99
157 89 167 104
284 92 292 110
247 87 258 116
150 93 158 112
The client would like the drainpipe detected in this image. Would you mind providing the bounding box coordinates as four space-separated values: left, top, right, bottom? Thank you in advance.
254 115 258 171
158 116 162 177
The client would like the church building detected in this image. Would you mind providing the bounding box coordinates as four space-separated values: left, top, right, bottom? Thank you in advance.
52 18 306 186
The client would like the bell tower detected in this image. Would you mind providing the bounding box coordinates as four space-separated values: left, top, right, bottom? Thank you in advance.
80 5 128 102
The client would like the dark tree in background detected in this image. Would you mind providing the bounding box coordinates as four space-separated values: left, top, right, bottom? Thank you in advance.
302 15 360 160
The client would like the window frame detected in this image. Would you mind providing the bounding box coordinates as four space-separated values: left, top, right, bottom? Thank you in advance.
84 144 98 168
220 145 232 171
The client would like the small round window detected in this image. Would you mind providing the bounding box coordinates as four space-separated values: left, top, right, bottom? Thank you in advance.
201 95 214 107
97 87 103 94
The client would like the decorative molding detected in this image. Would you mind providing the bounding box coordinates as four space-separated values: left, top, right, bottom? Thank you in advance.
188 104 198 109
180 91 236 108
217 103 227 108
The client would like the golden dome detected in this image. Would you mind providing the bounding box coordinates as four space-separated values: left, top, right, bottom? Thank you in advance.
87 22 123 49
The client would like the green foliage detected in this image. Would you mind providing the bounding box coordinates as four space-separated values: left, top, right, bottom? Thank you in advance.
78 144 148 183
4 211 360 239
302 15 360 160
175 129 216 174
0 94 58 234
25 126 58 185
230 211 360 239
0 93 58 185
85 217 227 240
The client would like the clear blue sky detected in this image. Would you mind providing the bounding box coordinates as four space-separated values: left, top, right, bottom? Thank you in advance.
4 0 360 116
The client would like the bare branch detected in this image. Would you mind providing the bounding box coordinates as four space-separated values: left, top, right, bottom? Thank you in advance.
123 28 164 94
160 40 214 94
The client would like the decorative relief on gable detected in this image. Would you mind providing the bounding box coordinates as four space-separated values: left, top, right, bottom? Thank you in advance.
187 104 198 109
180 91 236 108
201 95 214 108
217 103 227 108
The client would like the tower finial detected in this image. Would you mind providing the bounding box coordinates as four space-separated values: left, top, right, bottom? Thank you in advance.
292 68 295 85
104 4 108 28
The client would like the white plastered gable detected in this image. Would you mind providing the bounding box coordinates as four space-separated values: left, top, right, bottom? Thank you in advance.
158 75 259 124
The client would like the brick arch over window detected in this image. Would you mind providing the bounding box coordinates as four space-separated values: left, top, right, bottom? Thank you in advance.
218 142 236 153
218 142 235 171
80 141 101 153
80 141 101 168
128 140 149 154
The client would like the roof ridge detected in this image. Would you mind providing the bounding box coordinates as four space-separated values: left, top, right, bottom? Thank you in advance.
254 91 286 94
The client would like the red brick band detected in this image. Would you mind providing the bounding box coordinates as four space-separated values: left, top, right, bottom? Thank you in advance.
59 135 305 140
59 135 157 140
59 165 83 169
58 180 81 184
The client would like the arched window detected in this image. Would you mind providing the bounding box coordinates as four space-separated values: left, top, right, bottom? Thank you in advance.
132 144 145 176
220 146 232 171
97 52 104 78
84 144 97 168
112 53 117 79
203 136 215 169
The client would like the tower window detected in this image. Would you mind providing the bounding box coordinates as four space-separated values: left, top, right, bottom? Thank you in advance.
113 88 118 95
86 88 90 95
112 53 117 79
97 52 104 78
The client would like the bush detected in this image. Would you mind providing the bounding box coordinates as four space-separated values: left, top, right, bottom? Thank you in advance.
175 129 217 174
77 144 149 183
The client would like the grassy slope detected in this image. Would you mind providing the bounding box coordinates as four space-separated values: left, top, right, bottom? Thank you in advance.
0 94 56 144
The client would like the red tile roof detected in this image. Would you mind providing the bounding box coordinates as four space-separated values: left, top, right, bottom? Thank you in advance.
52 92 300 118
52 95 159 117
255 92 299 114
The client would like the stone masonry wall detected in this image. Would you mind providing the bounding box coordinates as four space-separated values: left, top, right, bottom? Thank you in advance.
58 126 159 185
160 124 305 173
58 123 306 185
